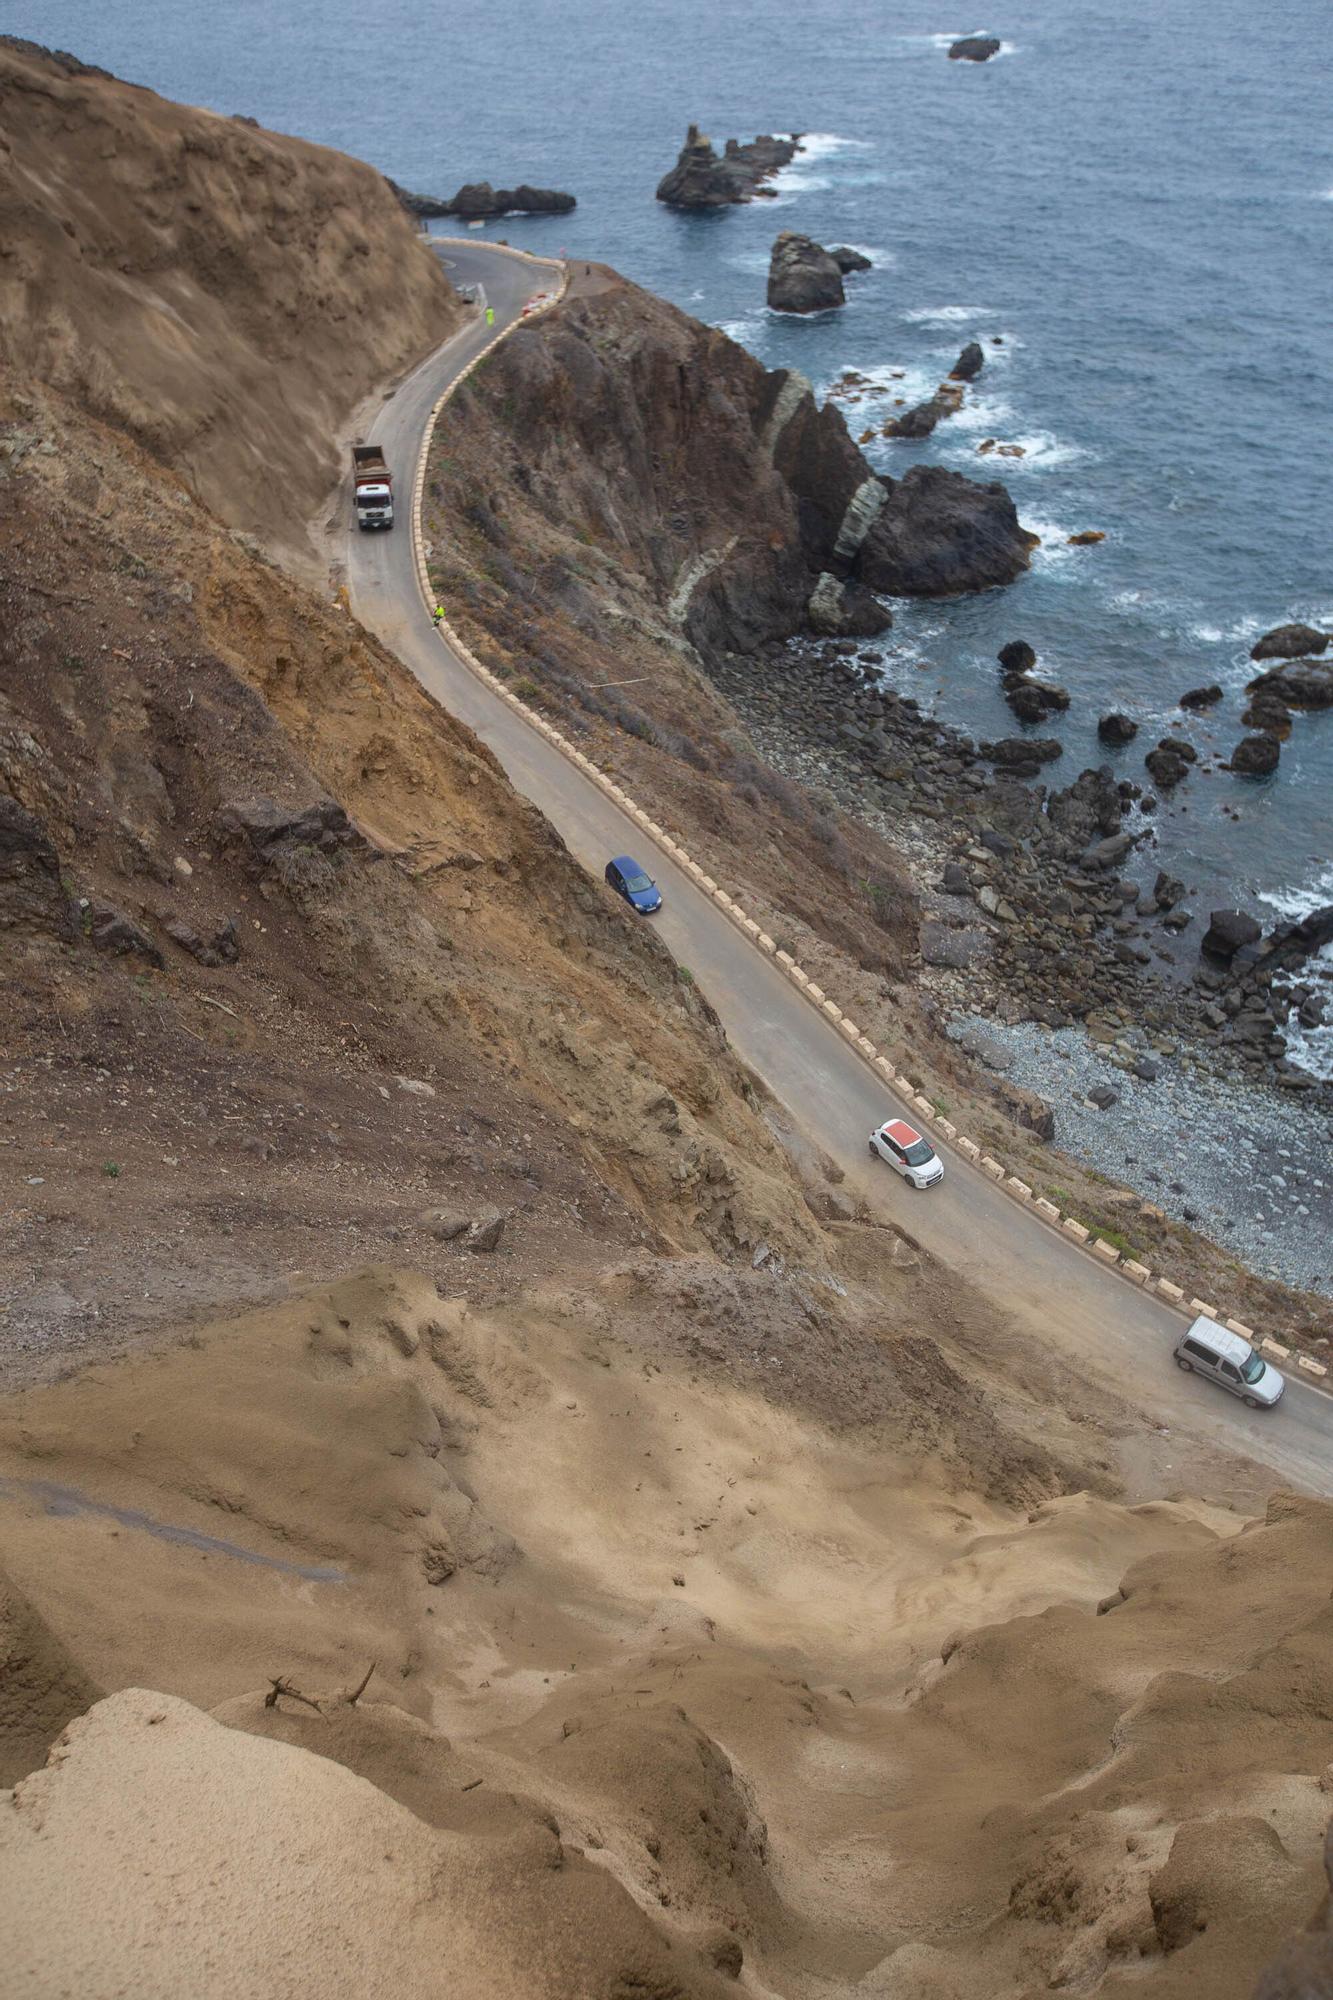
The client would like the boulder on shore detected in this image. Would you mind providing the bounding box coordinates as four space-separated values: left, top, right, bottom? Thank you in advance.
949 36 1002 60
1250 622 1329 662
1201 910 1261 961
830 246 872 273
1260 904 1333 971
857 464 1037 597
949 341 985 382
1229 732 1281 776
806 572 891 637
980 736 1063 772
656 126 800 207
767 232 846 313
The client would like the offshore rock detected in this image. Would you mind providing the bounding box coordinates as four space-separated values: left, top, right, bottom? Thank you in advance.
997 641 1037 676
656 125 800 207
767 233 846 314
884 395 953 439
1005 677 1069 724
1250 622 1329 661
1246 660 1333 710
1098 712 1138 746
389 179 576 220
858 465 1037 596
830 246 872 273
949 36 1002 60
949 341 985 381
1145 739 1194 790
1229 732 1281 776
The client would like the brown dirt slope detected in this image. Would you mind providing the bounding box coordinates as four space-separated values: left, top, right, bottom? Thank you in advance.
0 36 458 556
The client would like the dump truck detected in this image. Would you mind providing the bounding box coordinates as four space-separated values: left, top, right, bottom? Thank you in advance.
352 444 394 531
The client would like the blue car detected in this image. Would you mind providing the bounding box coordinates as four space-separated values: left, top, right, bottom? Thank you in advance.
605 855 662 914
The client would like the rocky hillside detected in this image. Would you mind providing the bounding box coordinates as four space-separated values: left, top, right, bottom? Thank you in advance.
0 37 460 558
421 267 1036 991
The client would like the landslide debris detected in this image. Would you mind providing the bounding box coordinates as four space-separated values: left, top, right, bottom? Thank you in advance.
0 36 460 559
2 1267 1329 2000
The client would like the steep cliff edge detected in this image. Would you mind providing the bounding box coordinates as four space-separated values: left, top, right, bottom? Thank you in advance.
0 37 460 558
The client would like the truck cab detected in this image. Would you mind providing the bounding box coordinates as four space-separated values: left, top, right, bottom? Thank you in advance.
352 445 394 530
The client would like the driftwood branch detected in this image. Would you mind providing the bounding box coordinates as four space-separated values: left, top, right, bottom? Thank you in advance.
347 1661 376 1707
265 1676 323 1714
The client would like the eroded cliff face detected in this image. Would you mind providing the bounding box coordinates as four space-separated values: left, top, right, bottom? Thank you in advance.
0 37 460 557
434 271 1031 666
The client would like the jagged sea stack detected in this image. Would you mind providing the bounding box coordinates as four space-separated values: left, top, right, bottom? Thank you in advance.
656 125 801 207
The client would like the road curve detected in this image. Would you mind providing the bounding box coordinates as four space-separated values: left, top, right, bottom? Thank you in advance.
347 240 1331 1497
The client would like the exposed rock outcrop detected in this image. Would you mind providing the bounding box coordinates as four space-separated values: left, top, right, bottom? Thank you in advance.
830 246 872 273
858 465 1037 597
0 795 72 940
1098 712 1138 746
949 35 1002 60
949 341 985 382
1179 683 1223 709
806 572 892 637
767 233 845 314
656 126 800 208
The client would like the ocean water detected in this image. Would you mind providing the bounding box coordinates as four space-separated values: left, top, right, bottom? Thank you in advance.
15 0 1333 949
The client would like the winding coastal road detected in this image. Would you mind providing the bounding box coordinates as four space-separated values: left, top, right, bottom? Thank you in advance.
346 240 1331 1497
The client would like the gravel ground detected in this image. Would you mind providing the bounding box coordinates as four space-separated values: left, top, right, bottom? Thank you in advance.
948 1014 1333 1298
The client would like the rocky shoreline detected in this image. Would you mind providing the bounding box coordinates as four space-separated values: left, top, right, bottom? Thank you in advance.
702 633 1333 1286
711 634 1332 1096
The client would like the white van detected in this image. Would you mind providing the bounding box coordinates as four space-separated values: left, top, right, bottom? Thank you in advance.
1173 1316 1284 1408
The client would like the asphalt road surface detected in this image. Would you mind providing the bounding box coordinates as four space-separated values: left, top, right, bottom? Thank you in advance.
346 240 1331 1497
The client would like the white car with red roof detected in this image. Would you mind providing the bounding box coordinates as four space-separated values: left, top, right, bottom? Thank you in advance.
869 1117 945 1189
